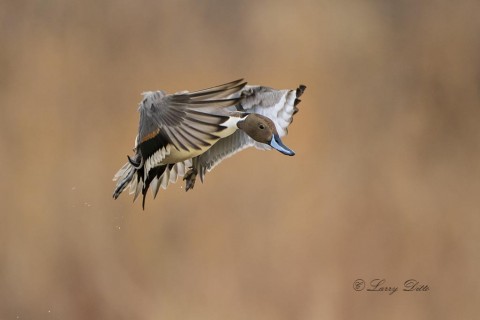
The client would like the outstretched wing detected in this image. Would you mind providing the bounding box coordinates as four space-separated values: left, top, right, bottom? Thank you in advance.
193 84 306 181
236 84 306 140
113 79 247 205
137 79 246 180
137 79 246 159
195 130 254 182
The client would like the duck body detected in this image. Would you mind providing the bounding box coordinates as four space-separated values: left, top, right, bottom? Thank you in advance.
137 94 243 166
113 79 306 208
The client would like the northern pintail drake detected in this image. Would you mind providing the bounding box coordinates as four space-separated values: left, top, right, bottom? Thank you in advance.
113 79 306 208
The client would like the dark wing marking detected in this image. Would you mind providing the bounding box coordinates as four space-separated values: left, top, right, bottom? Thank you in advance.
137 128 171 164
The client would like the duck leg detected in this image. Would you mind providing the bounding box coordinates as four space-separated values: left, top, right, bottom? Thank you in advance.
183 157 199 191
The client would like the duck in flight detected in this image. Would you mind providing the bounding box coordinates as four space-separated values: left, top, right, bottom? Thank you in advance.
113 79 306 208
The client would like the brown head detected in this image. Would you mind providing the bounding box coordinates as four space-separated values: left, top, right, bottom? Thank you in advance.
237 114 295 156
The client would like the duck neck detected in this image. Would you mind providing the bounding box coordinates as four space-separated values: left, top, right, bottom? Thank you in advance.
235 113 249 129
220 113 248 132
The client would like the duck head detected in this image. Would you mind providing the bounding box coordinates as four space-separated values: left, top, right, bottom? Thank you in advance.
237 114 295 156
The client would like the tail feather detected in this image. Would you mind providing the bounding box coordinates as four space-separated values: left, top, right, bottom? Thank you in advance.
113 159 190 208
113 163 135 199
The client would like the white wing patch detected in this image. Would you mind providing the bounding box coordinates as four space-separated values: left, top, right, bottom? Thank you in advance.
144 145 171 181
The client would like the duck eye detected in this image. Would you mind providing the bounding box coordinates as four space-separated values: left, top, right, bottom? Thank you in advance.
259 124 265 130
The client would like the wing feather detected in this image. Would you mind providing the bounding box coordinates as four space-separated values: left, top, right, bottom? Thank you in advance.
185 79 245 99
138 81 240 153
195 131 255 181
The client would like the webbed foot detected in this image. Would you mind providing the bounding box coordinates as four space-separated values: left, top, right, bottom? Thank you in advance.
183 167 198 191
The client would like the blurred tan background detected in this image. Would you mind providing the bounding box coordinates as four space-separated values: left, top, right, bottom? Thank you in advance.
1 0 480 319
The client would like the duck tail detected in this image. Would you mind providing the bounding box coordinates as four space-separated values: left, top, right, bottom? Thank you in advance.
112 161 136 199
141 165 168 210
